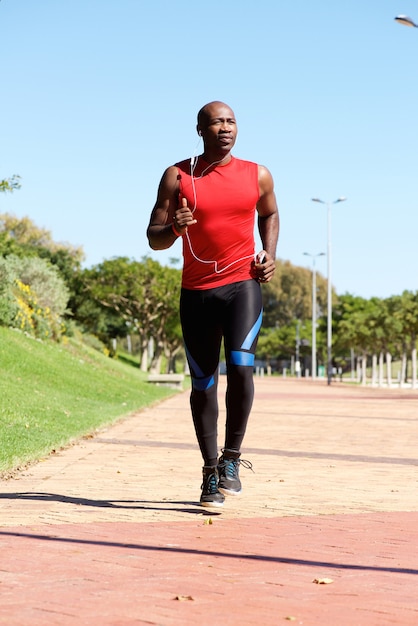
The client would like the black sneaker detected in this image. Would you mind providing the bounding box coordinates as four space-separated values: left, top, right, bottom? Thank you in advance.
218 450 253 496
200 466 225 508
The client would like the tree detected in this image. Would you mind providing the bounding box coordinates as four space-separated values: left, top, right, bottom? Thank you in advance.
333 294 374 383
262 259 328 328
257 320 311 372
0 175 21 194
69 268 127 346
334 294 406 387
391 291 418 388
0 213 84 280
77 257 182 372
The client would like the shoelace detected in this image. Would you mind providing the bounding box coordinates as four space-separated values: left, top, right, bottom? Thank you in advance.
221 458 254 479
202 472 218 494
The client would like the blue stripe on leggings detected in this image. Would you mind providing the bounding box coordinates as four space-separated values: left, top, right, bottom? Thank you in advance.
185 347 215 391
230 351 255 367
241 310 263 350
185 346 205 377
192 375 215 391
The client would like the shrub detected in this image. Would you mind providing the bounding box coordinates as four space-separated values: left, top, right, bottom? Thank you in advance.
0 255 70 340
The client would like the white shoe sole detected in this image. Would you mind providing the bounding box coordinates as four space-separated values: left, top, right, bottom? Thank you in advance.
218 487 241 497
200 500 224 508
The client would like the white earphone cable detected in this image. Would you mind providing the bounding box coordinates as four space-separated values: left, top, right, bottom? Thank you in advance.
185 155 256 273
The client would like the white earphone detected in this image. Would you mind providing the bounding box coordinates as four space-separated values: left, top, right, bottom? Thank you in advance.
184 147 256 274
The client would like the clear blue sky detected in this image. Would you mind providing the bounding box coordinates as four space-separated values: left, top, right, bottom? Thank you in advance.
1 0 417 299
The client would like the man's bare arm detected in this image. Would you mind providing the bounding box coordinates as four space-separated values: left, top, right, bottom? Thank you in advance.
254 165 280 282
147 166 197 250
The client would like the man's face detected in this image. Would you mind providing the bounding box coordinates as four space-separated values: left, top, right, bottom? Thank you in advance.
199 103 238 154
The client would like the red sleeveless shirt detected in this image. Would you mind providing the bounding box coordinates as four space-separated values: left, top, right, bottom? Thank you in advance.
176 156 260 290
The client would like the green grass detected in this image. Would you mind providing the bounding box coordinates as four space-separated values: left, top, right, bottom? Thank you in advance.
0 327 179 475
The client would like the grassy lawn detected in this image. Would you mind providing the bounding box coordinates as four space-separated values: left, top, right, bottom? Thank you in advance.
0 327 180 475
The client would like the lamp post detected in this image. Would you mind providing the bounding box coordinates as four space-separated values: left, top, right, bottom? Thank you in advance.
311 197 347 385
394 15 418 28
303 252 325 379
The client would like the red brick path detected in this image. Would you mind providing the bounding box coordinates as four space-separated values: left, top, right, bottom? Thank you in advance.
1 378 417 625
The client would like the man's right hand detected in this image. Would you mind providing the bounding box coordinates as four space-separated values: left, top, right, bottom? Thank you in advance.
174 197 197 232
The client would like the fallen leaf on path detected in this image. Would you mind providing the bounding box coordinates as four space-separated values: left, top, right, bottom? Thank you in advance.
313 577 334 584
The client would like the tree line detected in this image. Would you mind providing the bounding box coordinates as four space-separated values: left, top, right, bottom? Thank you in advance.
1 177 417 382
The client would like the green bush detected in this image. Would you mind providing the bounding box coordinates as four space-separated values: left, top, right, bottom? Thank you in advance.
0 261 18 325
0 255 69 340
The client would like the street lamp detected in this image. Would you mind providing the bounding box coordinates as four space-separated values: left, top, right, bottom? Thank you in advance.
394 15 418 28
311 197 347 385
303 252 325 379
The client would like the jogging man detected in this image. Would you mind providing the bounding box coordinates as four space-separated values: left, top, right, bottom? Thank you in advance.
147 101 279 507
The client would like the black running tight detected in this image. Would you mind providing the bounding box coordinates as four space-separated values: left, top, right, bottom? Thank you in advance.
180 279 263 466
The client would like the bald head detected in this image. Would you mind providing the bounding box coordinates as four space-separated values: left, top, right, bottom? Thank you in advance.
196 101 238 158
197 101 236 131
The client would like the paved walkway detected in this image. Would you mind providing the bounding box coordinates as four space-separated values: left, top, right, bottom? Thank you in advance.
1 377 417 625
